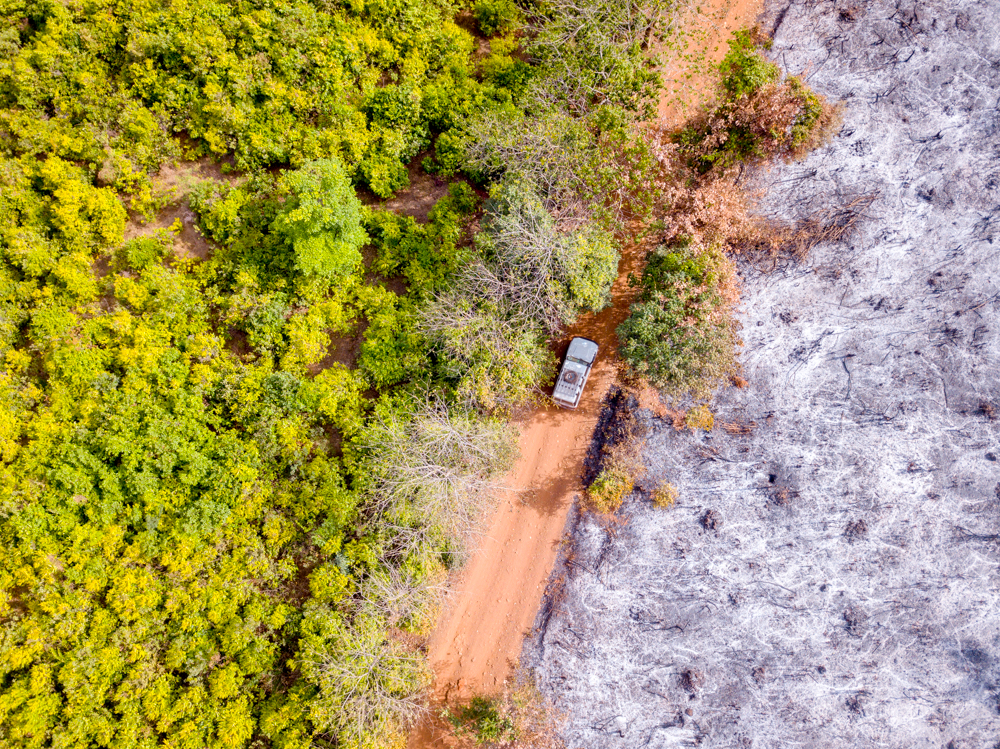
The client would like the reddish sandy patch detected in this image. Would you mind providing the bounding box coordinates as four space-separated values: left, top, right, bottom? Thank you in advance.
658 0 765 125
123 158 242 261
357 151 460 224
383 158 452 222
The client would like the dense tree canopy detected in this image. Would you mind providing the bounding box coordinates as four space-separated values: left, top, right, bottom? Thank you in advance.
0 0 837 745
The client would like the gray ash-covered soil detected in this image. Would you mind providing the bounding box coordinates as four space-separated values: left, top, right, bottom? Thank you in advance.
529 1 1000 747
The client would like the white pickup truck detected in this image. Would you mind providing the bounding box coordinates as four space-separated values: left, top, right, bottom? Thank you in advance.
552 337 599 409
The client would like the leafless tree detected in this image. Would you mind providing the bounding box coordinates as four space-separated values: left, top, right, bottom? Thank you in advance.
303 607 429 749
356 399 518 546
463 110 596 223
418 277 557 413
357 564 447 630
523 0 686 118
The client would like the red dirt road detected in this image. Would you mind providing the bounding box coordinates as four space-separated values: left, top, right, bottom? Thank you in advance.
407 260 634 748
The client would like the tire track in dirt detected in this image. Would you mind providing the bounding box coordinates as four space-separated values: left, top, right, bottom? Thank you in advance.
408 1 761 745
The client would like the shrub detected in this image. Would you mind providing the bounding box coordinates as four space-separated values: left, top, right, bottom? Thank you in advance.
651 482 678 509
586 465 634 513
367 184 477 296
120 232 171 270
357 296 429 389
718 28 780 100
427 129 468 177
617 244 739 399
462 109 595 211
351 399 518 548
787 76 843 156
523 0 678 119
444 676 564 749
418 288 556 413
447 696 518 745
274 159 368 283
299 605 430 749
481 53 534 99
359 143 412 199
474 0 521 37
474 178 619 331
684 404 714 431
678 28 840 170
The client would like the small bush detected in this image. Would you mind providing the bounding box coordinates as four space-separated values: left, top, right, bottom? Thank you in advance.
444 675 565 749
481 53 534 99
586 466 634 513
678 28 840 171
684 404 714 431
274 158 368 282
787 76 843 157
119 232 171 270
617 244 739 399
651 482 678 509
474 178 619 332
474 0 521 37
427 129 467 177
718 28 780 100
447 696 518 745
368 183 477 296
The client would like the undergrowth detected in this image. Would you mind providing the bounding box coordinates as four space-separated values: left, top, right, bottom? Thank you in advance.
587 465 637 514
618 239 740 399
584 399 647 514
678 27 842 170
443 675 565 749
651 482 679 509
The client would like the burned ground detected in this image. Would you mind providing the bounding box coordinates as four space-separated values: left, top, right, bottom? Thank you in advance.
582 386 640 488
530 0 1000 747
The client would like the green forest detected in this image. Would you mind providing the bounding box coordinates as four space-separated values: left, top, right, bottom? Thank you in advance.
0 0 835 745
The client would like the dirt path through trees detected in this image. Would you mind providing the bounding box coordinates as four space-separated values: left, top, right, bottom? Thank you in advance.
407 1 761 745
407 243 636 749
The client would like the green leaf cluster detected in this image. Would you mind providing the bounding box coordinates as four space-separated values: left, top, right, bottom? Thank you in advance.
617 243 739 399
274 159 368 282
677 27 839 170
717 28 781 100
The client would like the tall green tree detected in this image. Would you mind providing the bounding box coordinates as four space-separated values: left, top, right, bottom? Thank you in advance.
274 159 368 282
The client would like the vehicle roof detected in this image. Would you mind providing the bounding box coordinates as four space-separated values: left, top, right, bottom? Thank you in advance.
566 337 599 364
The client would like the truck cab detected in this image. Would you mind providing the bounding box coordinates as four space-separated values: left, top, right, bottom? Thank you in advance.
552 337 599 409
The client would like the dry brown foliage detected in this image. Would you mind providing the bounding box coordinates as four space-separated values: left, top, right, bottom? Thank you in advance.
719 419 756 435
700 82 805 157
644 132 759 249
651 481 679 508
639 67 847 256
633 380 688 427
739 190 879 265
631 83 859 280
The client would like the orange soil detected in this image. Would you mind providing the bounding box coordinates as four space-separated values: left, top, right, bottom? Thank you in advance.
658 0 765 123
408 0 762 745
